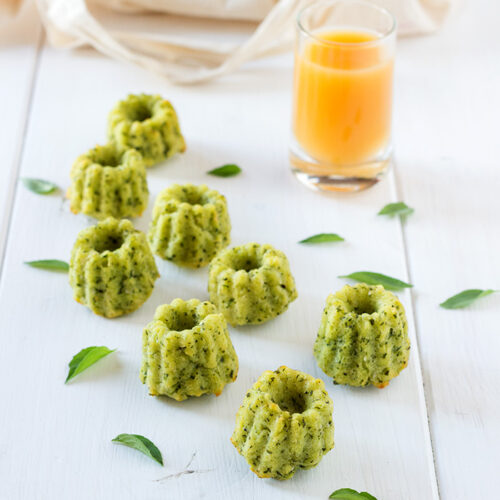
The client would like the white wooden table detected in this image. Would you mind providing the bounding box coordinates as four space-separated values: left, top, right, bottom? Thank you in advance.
0 2 498 499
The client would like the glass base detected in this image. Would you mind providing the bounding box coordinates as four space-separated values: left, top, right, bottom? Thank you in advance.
289 142 391 193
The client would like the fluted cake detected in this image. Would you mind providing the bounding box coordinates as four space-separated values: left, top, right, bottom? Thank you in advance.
140 298 238 401
314 284 410 388
108 93 185 167
148 184 230 268
69 143 148 220
208 243 297 326
69 217 159 318
231 366 334 479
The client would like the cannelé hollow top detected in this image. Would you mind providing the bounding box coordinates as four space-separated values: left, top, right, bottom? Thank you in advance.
314 283 410 388
231 366 334 479
141 298 238 401
108 93 186 167
69 142 148 220
69 217 159 318
148 183 231 268
208 242 298 326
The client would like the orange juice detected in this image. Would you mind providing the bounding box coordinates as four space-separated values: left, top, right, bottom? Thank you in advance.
293 29 394 165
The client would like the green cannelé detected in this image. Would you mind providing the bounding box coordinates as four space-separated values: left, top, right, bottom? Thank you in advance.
140 298 238 401
231 366 334 480
69 217 159 318
148 184 231 268
208 243 298 326
69 143 148 220
314 284 410 388
108 93 186 167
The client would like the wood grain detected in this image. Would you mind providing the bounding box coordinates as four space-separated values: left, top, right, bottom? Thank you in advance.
0 3 42 270
395 0 500 496
0 44 437 499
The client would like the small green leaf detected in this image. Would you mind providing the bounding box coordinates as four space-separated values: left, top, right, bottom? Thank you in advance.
299 233 344 244
207 164 241 177
21 177 58 195
25 259 69 272
440 289 496 309
330 489 359 499
330 488 377 500
378 201 414 217
112 434 163 465
65 346 115 383
339 271 413 291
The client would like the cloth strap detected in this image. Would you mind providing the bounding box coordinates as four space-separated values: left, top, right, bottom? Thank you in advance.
3 0 451 83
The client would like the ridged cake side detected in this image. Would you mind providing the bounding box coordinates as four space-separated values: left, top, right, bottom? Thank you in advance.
69 143 148 219
69 218 159 318
148 184 231 268
231 366 334 480
208 243 298 326
314 284 410 388
140 298 238 401
108 93 186 167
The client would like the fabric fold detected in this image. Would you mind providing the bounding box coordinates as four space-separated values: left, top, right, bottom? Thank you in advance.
2 0 451 83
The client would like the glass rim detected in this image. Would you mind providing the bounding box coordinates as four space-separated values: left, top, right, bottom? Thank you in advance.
296 0 397 47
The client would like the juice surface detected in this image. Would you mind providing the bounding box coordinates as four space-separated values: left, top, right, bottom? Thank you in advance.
293 29 394 165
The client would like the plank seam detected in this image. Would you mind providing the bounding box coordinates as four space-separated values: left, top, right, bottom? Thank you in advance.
0 28 45 280
390 161 442 500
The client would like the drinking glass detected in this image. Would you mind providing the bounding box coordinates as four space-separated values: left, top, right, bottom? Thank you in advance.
290 0 396 192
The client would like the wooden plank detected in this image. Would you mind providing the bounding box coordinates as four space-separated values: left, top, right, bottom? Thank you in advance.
0 44 437 499
395 0 500 497
0 3 42 270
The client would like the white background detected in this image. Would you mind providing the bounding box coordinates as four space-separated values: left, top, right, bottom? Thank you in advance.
0 1 499 499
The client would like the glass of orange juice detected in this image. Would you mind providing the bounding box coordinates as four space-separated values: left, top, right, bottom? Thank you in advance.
291 0 396 192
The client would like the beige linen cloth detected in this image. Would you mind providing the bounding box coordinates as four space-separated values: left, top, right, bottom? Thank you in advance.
2 0 450 83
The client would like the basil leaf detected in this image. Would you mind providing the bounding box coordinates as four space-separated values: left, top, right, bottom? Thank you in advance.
299 233 344 244
330 489 360 499
440 289 495 309
112 434 163 466
378 202 414 217
330 488 377 500
339 271 413 291
329 489 377 500
21 177 58 195
207 164 241 177
65 346 115 383
25 259 69 272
